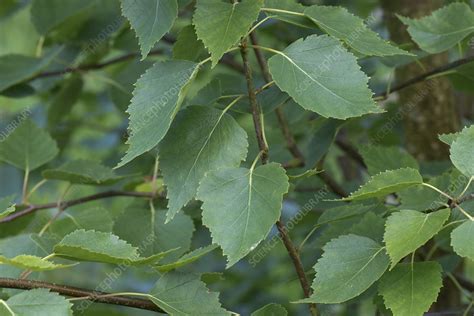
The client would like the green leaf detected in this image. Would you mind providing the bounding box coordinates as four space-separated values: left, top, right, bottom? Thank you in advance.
398 3 474 54
193 0 264 67
0 254 76 271
439 132 460 146
47 75 83 126
113 203 194 263
298 234 389 304
378 262 443 316
197 163 289 267
54 229 139 264
252 303 288 316
384 209 450 268
0 120 59 171
160 106 248 221
117 60 200 168
342 168 423 201
0 48 62 92
398 173 451 210
360 146 419 175
0 195 15 220
43 160 126 185
173 25 206 62
149 272 231 315
53 229 172 265
304 5 411 56
49 207 114 238
268 35 381 119
154 244 218 273
348 212 385 243
451 220 474 260
0 300 13 316
30 0 95 35
120 0 178 58
263 0 314 28
450 125 474 178
6 289 72 315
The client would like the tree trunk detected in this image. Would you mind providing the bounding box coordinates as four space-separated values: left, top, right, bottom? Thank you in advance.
380 0 460 161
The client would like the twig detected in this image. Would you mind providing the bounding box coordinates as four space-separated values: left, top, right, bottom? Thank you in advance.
0 278 162 313
240 39 269 164
240 38 317 316
335 139 367 169
375 55 474 100
249 33 305 166
0 191 156 223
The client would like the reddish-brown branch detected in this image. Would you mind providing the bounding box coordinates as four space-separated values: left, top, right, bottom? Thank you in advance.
240 38 317 316
0 278 162 312
0 191 155 223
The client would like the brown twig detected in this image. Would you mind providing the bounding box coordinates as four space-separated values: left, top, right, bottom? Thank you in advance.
375 54 474 100
0 278 162 313
249 33 305 166
240 38 317 316
0 191 156 223
335 139 367 169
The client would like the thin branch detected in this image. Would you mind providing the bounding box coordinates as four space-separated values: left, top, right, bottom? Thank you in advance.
240 38 317 316
375 54 474 100
30 35 243 80
0 278 162 313
455 193 474 206
240 39 269 164
0 191 156 223
249 33 305 167
335 139 367 169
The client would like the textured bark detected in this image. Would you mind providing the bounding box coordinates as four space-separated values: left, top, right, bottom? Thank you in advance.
380 0 460 161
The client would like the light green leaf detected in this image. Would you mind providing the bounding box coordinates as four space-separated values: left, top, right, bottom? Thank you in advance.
0 48 62 92
298 234 389 304
263 0 314 28
0 300 13 316
54 229 172 265
379 262 443 316
398 3 474 54
154 244 218 273
160 106 248 221
0 120 59 171
268 35 381 119
360 146 419 175
252 303 288 316
43 160 126 185
439 132 460 146
120 0 178 58
384 209 450 268
54 229 139 264
173 25 206 62
149 272 231 315
0 195 15 220
113 203 194 263
450 125 474 177
343 168 423 201
6 289 72 315
117 60 199 168
0 254 76 271
197 163 289 267
305 5 411 56
31 0 95 35
193 0 264 67
451 220 474 260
